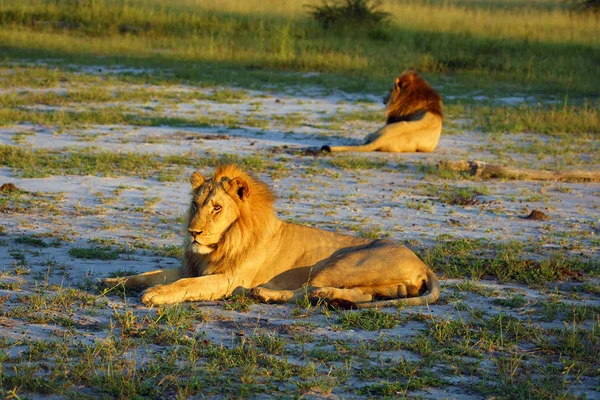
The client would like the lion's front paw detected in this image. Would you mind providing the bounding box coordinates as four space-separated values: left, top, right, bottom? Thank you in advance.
141 285 175 305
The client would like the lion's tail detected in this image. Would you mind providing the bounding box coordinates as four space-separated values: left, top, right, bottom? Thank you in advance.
356 269 441 309
321 143 379 153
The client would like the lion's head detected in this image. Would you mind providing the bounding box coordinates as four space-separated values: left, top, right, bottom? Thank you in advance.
184 165 277 272
383 69 443 124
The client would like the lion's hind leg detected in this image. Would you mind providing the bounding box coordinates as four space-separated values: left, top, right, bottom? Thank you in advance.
251 285 371 308
252 283 416 308
309 283 417 306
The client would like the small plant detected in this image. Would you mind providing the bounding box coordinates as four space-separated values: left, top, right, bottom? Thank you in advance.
306 0 391 29
69 246 120 260
223 294 256 312
337 308 399 330
14 236 48 248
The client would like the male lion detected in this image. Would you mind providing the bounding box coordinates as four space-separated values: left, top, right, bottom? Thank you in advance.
103 165 440 308
322 70 443 153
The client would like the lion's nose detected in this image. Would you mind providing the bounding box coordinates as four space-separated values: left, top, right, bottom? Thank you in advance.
188 229 203 238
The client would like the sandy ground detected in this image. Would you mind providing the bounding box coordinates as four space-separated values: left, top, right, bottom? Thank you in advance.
1 66 599 398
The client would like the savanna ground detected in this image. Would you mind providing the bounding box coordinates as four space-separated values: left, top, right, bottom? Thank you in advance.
0 0 599 398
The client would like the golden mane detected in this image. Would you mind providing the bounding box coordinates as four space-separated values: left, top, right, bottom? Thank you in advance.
386 70 443 124
187 165 279 275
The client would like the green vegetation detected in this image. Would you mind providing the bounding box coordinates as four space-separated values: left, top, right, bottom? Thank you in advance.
68 246 120 260
0 0 597 97
476 101 600 136
0 145 273 178
421 237 597 286
14 235 48 247
307 0 391 29
327 155 388 170
337 308 399 330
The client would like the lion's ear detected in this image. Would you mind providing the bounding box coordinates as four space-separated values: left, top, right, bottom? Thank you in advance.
395 77 402 90
190 172 205 190
228 177 250 201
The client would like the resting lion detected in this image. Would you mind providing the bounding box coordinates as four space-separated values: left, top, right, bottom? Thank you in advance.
102 165 441 308
322 70 443 153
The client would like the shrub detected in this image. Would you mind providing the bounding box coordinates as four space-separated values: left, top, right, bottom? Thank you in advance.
306 0 391 29
570 0 600 13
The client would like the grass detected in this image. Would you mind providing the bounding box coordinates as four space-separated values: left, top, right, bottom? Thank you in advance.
0 145 274 178
422 183 491 205
0 0 597 97
0 105 259 129
337 308 399 330
476 101 600 136
68 246 120 260
420 237 598 286
14 235 48 247
2 266 599 399
327 155 389 170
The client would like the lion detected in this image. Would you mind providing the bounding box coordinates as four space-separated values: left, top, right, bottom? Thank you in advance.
102 165 441 308
322 70 443 153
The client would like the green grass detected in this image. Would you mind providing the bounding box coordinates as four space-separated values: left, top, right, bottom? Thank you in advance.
0 86 251 107
327 155 389 170
0 106 254 129
476 101 600 136
0 145 274 178
68 246 120 260
14 235 48 247
0 0 597 97
421 237 598 285
337 308 399 330
422 183 491 205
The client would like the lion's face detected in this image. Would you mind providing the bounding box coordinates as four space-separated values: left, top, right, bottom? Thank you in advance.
383 80 402 106
187 176 243 255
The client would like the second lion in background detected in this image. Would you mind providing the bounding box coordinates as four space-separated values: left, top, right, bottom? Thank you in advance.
322 69 443 153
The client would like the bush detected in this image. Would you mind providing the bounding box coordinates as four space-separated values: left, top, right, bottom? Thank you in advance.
306 0 391 29
570 0 600 13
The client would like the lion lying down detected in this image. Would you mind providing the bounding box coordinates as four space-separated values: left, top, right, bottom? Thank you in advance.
103 165 441 308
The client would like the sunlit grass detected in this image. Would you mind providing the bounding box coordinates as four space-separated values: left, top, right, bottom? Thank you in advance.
476 101 600 136
0 145 273 178
0 0 597 95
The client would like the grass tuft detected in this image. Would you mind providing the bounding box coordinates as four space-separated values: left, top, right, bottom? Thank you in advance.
337 308 398 330
306 0 391 29
69 246 120 260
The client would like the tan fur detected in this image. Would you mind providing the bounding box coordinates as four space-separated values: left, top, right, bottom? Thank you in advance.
323 70 443 153
102 165 441 308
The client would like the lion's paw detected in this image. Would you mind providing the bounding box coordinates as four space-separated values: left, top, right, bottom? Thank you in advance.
251 287 291 303
250 287 273 302
141 285 173 306
309 287 336 299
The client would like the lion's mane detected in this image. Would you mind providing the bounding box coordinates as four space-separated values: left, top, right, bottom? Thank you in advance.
385 70 443 124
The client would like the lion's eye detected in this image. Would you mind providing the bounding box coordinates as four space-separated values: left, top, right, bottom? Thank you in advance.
213 204 222 212
192 202 198 212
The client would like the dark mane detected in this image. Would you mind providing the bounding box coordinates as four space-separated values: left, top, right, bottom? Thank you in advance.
386 70 443 124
